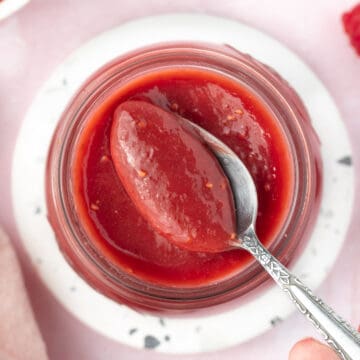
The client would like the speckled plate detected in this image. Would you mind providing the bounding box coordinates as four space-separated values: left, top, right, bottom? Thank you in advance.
11 14 354 353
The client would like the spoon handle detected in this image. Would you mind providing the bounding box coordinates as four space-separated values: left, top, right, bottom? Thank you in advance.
241 228 360 360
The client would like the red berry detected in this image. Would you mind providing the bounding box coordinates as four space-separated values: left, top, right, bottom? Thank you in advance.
342 4 360 56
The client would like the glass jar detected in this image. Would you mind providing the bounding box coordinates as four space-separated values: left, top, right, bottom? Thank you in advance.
46 43 322 312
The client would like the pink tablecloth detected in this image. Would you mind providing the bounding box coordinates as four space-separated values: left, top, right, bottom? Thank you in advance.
1 0 360 359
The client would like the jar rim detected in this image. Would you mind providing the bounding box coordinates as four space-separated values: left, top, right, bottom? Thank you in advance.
46 42 321 310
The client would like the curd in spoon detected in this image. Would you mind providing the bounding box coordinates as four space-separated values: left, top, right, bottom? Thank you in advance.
110 100 236 252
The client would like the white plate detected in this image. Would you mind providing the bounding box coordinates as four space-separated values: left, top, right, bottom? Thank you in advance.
11 14 354 353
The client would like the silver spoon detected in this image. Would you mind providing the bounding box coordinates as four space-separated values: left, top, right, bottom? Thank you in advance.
191 122 360 360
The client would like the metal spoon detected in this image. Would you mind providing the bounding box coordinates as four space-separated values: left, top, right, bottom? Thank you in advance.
191 122 360 360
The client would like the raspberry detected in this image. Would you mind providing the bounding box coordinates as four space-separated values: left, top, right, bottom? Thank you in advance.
342 3 360 55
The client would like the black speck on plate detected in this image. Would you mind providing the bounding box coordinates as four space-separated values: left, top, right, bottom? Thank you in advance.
144 335 160 349
337 156 352 166
270 316 283 327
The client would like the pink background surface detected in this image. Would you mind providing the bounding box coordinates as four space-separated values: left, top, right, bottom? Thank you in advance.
1 0 360 359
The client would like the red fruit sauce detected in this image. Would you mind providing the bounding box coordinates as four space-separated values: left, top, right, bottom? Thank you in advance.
72 68 294 286
110 100 236 253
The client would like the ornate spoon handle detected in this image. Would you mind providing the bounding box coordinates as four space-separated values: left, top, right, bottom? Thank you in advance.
240 228 360 360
